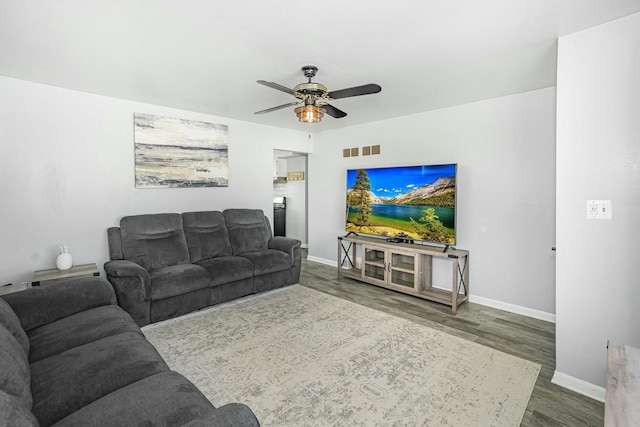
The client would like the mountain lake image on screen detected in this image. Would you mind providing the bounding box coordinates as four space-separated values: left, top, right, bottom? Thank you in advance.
345 164 457 245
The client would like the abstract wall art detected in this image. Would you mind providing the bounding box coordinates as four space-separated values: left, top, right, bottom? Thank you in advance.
134 113 229 188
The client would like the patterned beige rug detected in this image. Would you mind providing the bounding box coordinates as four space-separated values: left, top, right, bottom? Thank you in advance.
143 285 540 427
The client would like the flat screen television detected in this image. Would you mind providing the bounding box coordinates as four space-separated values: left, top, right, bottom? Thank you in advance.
345 164 457 245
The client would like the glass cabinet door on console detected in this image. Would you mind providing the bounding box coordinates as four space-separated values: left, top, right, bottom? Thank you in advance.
389 250 418 289
363 245 387 285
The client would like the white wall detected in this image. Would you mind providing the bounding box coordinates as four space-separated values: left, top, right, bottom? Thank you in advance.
308 87 557 315
285 155 307 245
0 76 310 285
555 11 640 397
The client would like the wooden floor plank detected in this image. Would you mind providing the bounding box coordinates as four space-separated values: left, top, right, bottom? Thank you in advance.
298 255 604 426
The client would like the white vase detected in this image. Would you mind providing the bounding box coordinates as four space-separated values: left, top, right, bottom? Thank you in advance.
56 246 73 270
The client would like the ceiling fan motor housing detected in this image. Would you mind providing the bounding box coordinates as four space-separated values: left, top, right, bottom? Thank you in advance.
295 66 328 105
294 82 328 102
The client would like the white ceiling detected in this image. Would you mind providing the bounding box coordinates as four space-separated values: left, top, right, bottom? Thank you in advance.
1 1 640 133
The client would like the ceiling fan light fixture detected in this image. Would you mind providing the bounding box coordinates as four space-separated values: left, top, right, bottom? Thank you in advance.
295 105 325 123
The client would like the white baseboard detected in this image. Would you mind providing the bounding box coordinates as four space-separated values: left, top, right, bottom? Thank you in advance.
305 256 555 323
469 295 556 323
551 371 605 402
306 255 337 267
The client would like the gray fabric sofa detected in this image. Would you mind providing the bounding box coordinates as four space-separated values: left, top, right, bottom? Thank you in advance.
0 276 260 427
105 209 301 326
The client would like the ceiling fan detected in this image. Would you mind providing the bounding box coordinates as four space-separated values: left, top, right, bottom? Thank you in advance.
254 65 382 124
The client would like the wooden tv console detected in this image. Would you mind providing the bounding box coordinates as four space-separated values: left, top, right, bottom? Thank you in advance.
338 235 469 312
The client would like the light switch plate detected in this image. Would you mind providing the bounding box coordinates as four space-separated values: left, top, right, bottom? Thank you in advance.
586 200 612 220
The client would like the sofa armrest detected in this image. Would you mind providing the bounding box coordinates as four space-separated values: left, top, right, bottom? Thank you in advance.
104 260 151 295
183 403 261 427
269 236 301 264
1 276 116 332
104 260 152 326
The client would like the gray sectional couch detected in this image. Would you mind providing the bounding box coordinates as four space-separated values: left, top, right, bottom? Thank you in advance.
0 276 259 426
105 209 301 326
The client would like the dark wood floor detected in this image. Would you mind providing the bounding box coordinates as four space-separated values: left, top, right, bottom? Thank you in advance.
298 254 604 427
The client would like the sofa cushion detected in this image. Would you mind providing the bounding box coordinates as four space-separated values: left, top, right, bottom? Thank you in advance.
195 256 254 287
120 213 190 271
30 331 169 426
27 305 143 363
223 209 270 255
3 277 117 333
150 264 210 301
0 390 38 427
0 297 29 356
182 211 233 262
52 371 216 427
0 325 31 410
240 249 294 276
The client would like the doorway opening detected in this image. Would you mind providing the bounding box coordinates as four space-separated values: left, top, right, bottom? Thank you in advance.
272 150 308 248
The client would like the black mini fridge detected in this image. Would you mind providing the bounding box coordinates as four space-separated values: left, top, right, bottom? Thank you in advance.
273 196 286 236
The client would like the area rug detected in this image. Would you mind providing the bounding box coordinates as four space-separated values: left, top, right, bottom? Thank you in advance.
143 285 540 427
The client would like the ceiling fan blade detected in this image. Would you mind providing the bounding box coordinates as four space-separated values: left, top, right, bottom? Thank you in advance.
257 80 295 95
328 83 382 100
254 101 300 115
323 103 348 119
